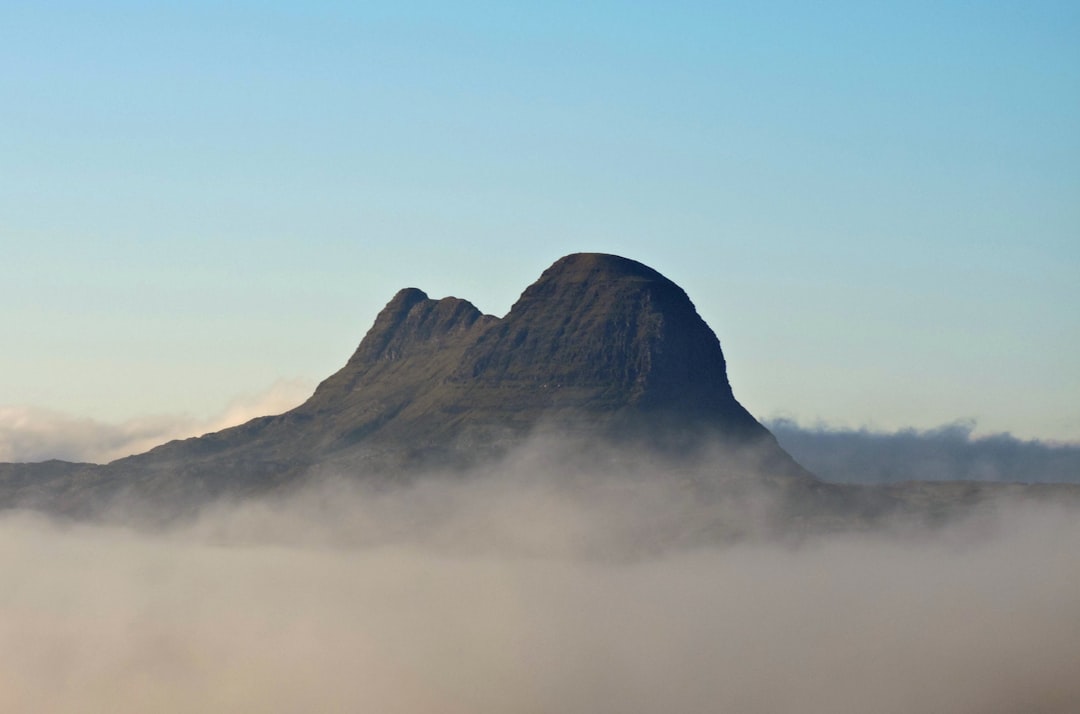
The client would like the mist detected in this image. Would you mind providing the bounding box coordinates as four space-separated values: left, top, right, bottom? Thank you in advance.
8 399 1079 491
2 439 1078 713
0 380 313 464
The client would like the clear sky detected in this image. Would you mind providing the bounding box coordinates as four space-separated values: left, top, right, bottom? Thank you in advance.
2 1 1078 443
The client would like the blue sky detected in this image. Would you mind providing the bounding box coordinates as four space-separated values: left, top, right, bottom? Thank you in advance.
2 1 1078 442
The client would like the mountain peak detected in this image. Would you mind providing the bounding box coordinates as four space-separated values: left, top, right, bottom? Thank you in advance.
301 286 494 416
448 253 763 439
295 252 769 443
537 252 669 283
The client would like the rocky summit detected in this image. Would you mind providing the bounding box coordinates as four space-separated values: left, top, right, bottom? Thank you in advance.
1 252 1074 524
298 252 772 451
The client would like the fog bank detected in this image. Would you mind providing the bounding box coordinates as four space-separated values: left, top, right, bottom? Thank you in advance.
2 452 1078 714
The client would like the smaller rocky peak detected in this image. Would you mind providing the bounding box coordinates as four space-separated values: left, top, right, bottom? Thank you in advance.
355 290 493 364
298 289 496 413
347 287 430 361
398 295 494 348
379 287 431 327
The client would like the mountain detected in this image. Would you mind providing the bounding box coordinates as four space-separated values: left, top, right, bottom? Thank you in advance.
297 252 773 456
1 252 1074 524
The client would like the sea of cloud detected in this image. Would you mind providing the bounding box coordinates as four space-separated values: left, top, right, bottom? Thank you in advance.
3 391 1079 711
1 440 1078 713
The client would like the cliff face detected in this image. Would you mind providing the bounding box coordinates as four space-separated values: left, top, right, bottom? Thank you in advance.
0 253 809 516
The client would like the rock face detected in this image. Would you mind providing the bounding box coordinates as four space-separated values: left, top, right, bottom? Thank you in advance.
0 253 805 515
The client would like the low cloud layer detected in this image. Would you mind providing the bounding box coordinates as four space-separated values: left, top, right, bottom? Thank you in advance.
0 380 313 464
770 419 1080 484
7 397 1079 490
1 444 1078 713
4 400 1079 710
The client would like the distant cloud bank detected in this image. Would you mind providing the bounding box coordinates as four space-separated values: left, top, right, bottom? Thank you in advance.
769 419 1080 484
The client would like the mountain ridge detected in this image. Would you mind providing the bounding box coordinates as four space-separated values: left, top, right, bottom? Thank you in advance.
1 252 1075 525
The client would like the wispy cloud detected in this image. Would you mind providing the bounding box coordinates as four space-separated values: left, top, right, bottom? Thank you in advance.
0 379 313 464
